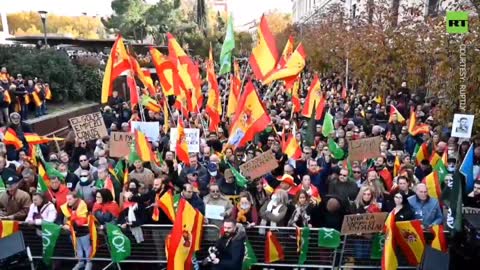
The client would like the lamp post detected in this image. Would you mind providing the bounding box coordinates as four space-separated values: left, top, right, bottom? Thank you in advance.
38 10 48 47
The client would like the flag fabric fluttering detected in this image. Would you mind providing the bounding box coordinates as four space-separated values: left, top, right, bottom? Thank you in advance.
393 155 401 177
219 14 235 75
283 134 302 160
88 214 98 259
3 128 24 150
41 221 62 265
370 233 385 260
101 35 131 104
394 220 426 266
206 45 222 131
328 138 344 160
300 75 325 119
423 171 441 201
297 226 310 265
227 162 248 188
317 228 341 249
150 47 183 96
134 129 155 162
262 43 306 85
249 15 279 81
176 117 190 166
158 190 176 223
0 176 5 193
460 143 474 192
227 60 241 118
322 110 334 138
408 108 430 136
141 95 162 113
430 224 447 252
389 105 405 123
106 223 131 263
0 220 19 238
382 213 398 270
242 240 258 270
277 35 294 69
265 231 284 263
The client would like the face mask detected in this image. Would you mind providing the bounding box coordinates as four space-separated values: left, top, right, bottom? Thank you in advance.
240 203 250 210
61 172 68 177
80 177 88 182
210 171 217 177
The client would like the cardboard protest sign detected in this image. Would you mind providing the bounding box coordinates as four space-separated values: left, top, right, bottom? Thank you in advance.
348 136 383 161
169 128 200 153
239 150 278 180
69 112 108 141
131 121 160 142
341 212 388 235
109 132 133 158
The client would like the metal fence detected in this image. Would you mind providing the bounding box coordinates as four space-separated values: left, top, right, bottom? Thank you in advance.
18 223 444 269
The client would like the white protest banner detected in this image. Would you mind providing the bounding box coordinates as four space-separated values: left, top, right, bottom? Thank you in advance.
130 121 160 142
69 112 108 141
169 128 200 153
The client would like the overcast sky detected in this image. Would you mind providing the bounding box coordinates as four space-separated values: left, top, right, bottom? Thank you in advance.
2 0 292 27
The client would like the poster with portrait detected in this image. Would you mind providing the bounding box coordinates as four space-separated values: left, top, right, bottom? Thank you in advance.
451 114 474 139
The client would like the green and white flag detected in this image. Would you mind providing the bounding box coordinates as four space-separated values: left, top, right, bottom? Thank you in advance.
106 223 131 263
242 240 257 270
328 138 344 160
42 221 62 265
322 110 334 137
370 233 384 260
37 174 49 193
298 227 310 265
227 162 248 188
219 14 235 75
0 176 5 193
317 228 341 249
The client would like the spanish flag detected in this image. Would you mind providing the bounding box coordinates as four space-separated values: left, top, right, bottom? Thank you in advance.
277 35 294 69
32 89 42 107
301 75 325 120
393 154 401 177
262 43 306 85
382 212 398 270
205 45 222 132
166 199 198 270
3 128 24 150
150 47 182 96
38 161 51 188
158 190 176 223
389 105 405 123
408 108 430 136
45 85 52 100
249 15 279 81
0 220 19 238
3 91 11 104
104 175 115 200
430 224 447 252
130 56 155 95
395 220 426 266
141 95 161 113
430 152 441 167
25 133 64 145
193 209 204 251
101 35 131 104
134 129 155 162
226 81 271 148
176 116 190 166
441 150 448 166
283 134 302 160
291 76 301 113
415 142 431 166
163 101 170 133
88 214 98 259
174 87 191 117
127 75 139 106
226 61 241 118
265 231 284 263
167 33 203 112
423 171 441 200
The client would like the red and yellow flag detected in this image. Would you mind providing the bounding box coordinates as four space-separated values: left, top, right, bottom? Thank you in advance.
38 162 51 188
395 220 425 266
408 108 430 136
0 220 19 238
205 45 222 131
291 76 301 113
423 171 441 200
382 212 398 270
130 56 155 95
249 15 279 81
101 35 131 104
166 199 198 270
4 90 11 104
167 33 203 112
277 35 294 69
158 190 176 223
141 95 162 113
226 81 271 148
88 214 98 259
389 105 405 123
193 210 204 251
393 154 401 177
430 152 441 167
415 142 431 166
45 85 52 100
163 101 170 133
150 47 183 96
283 134 302 160
226 61 241 118
104 175 115 200
441 150 448 166
430 224 447 252
301 75 325 120
262 43 306 85
176 117 190 166
32 90 43 107
134 129 155 162
24 133 64 145
3 128 24 150
265 231 284 263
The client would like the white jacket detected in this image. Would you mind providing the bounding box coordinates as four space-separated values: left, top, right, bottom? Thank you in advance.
25 202 57 225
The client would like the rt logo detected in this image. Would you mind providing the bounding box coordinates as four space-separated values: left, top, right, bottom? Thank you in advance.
446 11 469 34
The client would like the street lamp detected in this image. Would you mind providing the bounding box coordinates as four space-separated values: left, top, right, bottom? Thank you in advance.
38 10 48 47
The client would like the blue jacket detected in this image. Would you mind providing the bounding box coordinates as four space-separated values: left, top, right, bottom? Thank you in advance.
407 195 443 227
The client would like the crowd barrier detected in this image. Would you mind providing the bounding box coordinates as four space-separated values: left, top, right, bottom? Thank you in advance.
17 223 445 269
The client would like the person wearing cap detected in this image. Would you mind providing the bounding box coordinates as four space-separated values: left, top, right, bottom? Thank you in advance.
207 161 225 185
0 175 31 220
179 155 208 187
275 174 297 198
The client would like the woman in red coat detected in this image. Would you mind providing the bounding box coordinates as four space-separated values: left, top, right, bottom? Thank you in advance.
92 189 120 225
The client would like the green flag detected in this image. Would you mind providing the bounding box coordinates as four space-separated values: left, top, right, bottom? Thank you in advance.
328 138 344 160
45 162 65 181
173 193 181 212
219 14 235 75
114 159 125 181
433 159 448 184
106 223 131 263
36 144 45 161
448 171 463 235
42 221 62 265
317 228 341 249
242 240 258 270
128 139 141 165
370 233 384 260
0 176 5 193
227 162 248 188
298 227 310 265
322 110 334 137
37 174 49 193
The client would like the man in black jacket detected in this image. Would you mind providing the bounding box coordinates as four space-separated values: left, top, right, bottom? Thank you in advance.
208 219 246 270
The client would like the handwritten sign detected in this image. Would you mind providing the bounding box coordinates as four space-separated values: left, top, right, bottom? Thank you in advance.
239 150 278 180
109 132 133 158
463 207 480 214
341 212 388 235
69 112 108 141
169 128 200 153
131 121 160 142
226 195 240 206
348 136 383 161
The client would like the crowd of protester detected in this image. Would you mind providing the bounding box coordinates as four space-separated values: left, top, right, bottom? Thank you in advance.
0 59 479 270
